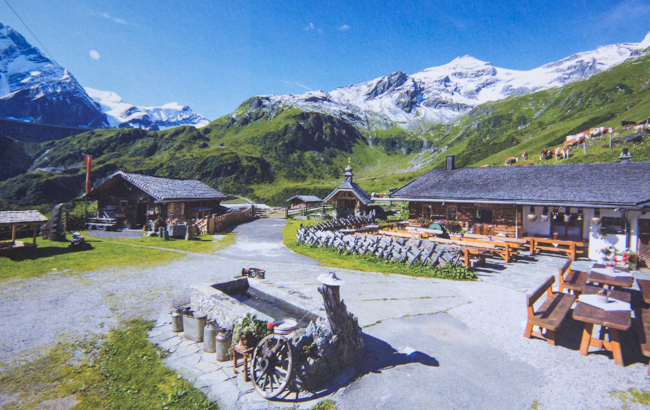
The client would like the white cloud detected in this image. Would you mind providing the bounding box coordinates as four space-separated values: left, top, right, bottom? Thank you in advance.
89 50 100 60
304 22 315 31
280 80 311 91
339 24 350 31
100 12 127 25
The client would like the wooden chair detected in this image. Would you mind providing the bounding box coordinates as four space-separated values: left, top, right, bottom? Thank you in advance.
525 276 576 345
557 258 588 295
636 308 650 375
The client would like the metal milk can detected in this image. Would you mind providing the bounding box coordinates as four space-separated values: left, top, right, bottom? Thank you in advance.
215 329 232 362
171 308 183 332
203 321 217 353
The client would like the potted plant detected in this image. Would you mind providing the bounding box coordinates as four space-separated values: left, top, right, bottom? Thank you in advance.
597 289 609 303
233 313 272 348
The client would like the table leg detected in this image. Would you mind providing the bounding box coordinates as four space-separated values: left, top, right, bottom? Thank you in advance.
579 323 594 356
609 329 624 366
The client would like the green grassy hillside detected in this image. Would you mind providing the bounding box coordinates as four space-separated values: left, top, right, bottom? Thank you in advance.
1 53 650 209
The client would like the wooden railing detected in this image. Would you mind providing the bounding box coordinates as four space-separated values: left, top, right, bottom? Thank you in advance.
287 204 333 217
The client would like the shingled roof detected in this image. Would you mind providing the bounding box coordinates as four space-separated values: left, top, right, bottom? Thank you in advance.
391 162 650 208
323 180 373 205
0 210 48 226
93 171 227 202
286 195 322 203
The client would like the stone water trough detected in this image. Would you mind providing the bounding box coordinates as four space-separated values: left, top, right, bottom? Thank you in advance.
190 276 324 330
189 275 364 395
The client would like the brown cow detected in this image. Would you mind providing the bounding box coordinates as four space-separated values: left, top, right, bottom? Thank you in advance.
522 152 528 160
553 146 569 160
564 135 586 148
505 157 519 166
540 149 551 160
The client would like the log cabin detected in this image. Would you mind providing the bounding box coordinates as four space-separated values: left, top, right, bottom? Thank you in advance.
389 155 650 266
86 171 228 228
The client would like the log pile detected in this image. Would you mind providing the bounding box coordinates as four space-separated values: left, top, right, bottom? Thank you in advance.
195 208 254 234
296 227 463 268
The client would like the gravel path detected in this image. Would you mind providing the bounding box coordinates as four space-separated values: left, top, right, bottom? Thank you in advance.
1 219 648 409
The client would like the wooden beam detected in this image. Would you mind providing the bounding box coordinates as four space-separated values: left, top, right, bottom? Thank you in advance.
11 225 16 245
33 224 37 245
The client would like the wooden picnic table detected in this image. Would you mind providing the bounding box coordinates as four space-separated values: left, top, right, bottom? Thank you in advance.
527 237 587 261
463 233 527 245
637 279 650 304
573 291 632 366
587 263 634 290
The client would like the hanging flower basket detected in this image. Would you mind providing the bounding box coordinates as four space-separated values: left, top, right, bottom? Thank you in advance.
527 214 538 222
591 217 602 225
564 214 572 222
541 215 549 222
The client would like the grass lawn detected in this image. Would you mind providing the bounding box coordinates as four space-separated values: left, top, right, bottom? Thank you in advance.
0 232 235 281
282 219 476 280
0 319 218 410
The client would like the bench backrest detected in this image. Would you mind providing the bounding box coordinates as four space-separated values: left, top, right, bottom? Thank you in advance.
558 258 571 280
527 276 555 307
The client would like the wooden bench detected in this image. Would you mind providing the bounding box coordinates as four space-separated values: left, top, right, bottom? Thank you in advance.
637 279 650 375
557 258 588 294
528 237 588 261
462 247 490 268
525 276 576 345
636 307 650 375
459 238 520 263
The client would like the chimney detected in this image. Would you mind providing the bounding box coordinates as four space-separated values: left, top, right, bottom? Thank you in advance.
446 155 455 171
619 148 632 163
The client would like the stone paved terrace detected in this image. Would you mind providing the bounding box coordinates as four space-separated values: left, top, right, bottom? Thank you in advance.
148 219 650 410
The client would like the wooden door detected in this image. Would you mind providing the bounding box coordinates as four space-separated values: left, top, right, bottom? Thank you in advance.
639 219 650 268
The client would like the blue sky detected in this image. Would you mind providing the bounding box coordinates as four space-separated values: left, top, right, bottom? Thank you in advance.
2 0 650 120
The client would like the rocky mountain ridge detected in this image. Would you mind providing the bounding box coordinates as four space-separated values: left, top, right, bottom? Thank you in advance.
0 23 209 133
238 32 650 132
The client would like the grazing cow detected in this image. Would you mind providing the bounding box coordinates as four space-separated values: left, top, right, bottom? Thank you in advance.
541 147 569 161
553 146 569 160
540 148 552 160
564 135 586 148
522 152 528 160
505 157 519 166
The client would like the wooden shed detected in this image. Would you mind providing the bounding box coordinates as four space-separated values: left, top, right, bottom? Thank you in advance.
0 210 48 252
86 171 228 228
286 195 322 209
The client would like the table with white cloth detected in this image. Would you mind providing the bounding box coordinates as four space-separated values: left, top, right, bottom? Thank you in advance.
587 263 634 290
572 285 632 366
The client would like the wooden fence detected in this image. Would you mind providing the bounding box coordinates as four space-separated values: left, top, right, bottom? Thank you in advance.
287 203 333 217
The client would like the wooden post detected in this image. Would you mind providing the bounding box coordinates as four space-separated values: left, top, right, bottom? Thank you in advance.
11 225 16 245
32 224 37 245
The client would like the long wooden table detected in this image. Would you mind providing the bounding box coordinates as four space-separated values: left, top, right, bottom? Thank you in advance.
573 290 632 366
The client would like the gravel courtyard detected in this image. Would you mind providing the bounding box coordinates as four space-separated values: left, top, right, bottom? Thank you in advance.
1 218 648 409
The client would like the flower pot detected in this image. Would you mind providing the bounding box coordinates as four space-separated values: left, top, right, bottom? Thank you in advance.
564 214 572 222
541 215 549 222
241 333 258 348
527 214 538 222
591 217 602 225
182 311 207 342
597 294 609 303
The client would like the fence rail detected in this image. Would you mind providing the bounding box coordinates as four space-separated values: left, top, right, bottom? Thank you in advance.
287 204 333 217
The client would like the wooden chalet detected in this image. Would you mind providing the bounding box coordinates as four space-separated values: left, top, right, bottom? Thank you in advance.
0 210 48 252
87 171 228 228
287 195 322 209
323 162 373 218
390 155 650 264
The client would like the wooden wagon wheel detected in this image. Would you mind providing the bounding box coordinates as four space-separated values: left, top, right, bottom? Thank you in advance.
250 334 294 399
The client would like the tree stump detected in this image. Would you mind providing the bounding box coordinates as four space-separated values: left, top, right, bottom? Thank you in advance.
317 284 364 368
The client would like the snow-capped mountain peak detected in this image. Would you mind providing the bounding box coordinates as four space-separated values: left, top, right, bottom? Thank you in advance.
240 31 650 131
85 87 210 131
0 23 108 127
